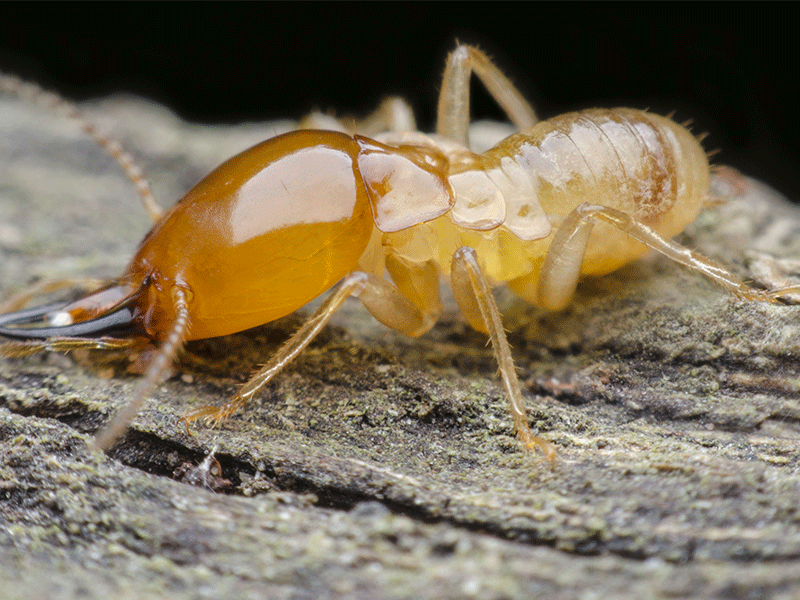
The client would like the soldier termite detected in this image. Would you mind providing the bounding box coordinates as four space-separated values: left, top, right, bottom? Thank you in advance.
1 44 797 461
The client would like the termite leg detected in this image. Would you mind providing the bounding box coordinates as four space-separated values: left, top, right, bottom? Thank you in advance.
355 97 417 135
437 44 539 148
534 203 800 311
299 97 417 136
181 275 372 426
183 263 442 428
0 336 136 358
378 256 442 336
451 247 556 464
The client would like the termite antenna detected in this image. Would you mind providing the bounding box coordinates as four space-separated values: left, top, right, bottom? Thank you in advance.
0 71 165 223
92 288 191 451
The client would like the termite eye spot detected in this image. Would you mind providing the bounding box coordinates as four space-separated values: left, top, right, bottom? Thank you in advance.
47 311 73 327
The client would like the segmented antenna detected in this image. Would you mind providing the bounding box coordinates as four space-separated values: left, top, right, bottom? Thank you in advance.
92 288 191 451
0 72 165 223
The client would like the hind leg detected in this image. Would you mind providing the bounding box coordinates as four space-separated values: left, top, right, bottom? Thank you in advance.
532 203 800 311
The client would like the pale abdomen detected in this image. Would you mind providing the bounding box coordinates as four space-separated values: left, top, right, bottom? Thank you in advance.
385 109 711 299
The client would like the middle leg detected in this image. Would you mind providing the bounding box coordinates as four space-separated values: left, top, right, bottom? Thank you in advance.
451 246 556 462
437 44 539 148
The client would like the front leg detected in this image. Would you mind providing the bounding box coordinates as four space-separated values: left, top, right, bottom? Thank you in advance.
182 264 442 427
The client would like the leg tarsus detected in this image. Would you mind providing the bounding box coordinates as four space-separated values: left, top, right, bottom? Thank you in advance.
517 424 557 467
765 285 800 302
181 396 247 430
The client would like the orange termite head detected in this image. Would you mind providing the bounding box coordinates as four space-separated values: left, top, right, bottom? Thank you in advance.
125 129 376 342
123 130 455 343
0 130 456 347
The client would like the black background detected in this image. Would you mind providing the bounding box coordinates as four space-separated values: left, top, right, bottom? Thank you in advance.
1 5 797 201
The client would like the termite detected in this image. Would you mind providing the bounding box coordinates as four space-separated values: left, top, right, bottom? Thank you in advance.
1 44 797 459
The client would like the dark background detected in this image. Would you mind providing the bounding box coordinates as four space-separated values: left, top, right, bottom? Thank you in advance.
1 5 797 201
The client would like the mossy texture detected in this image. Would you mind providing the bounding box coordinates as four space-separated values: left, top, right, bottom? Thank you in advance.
1 94 799 599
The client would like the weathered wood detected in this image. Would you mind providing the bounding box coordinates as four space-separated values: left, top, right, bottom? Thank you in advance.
1 93 799 599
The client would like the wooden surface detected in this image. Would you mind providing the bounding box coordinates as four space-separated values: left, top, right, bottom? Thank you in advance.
1 93 799 599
